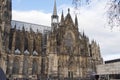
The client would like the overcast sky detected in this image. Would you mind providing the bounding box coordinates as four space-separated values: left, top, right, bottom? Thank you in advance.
12 0 120 61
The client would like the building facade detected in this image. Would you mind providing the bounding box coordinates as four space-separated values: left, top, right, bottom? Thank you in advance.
0 0 103 80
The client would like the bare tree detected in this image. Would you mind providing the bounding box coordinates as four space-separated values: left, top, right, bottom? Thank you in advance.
106 0 120 28
72 0 91 9
72 0 120 28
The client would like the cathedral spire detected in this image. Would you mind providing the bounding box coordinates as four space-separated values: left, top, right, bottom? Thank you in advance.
53 0 57 16
51 0 59 31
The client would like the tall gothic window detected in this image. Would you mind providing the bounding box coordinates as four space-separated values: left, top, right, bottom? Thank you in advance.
6 56 10 74
15 32 21 50
8 29 13 50
32 59 38 75
64 32 73 47
33 40 36 51
24 37 28 50
12 58 20 74
23 58 28 75
64 32 74 54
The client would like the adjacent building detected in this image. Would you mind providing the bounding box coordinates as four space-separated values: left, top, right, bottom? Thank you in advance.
0 0 103 79
97 59 120 80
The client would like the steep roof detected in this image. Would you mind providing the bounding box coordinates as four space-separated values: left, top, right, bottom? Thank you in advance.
64 8 74 25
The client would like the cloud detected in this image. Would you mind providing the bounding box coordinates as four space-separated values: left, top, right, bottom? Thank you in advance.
75 0 120 61
12 10 51 26
12 0 120 61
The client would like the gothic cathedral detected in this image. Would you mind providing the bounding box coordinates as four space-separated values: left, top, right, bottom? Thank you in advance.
0 0 103 80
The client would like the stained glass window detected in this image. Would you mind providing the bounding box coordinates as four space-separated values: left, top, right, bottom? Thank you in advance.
64 32 73 47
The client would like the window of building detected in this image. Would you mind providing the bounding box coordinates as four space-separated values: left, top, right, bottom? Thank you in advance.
68 71 73 79
24 37 28 50
12 58 20 74
32 59 38 75
64 32 73 47
23 58 28 75
15 33 21 50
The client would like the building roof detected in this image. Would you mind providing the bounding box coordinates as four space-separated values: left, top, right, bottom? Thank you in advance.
11 20 51 33
105 58 120 64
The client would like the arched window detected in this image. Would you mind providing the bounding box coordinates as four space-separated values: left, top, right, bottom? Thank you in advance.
24 37 28 50
12 58 20 74
33 40 36 51
23 58 28 75
32 59 38 75
3 11 8 20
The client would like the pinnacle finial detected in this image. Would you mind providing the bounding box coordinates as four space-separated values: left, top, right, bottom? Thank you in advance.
68 8 70 13
14 23 16 29
22 25 25 32
30 27 33 32
75 14 78 27
61 10 64 17
62 10 63 14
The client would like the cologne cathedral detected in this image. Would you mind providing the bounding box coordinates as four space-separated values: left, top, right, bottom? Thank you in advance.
0 0 103 80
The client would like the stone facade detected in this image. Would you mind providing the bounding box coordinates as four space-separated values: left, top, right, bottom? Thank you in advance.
0 0 103 79
0 0 11 73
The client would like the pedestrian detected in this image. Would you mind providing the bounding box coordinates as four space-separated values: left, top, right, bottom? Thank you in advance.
0 68 6 80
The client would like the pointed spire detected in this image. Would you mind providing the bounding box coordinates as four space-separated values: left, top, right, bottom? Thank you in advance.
37 29 39 33
83 30 85 37
75 15 78 28
30 27 33 32
14 23 16 30
60 10 64 24
14 24 17 32
22 25 25 32
68 8 70 13
53 0 57 15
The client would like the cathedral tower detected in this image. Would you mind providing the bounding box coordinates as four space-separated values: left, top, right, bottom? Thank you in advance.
0 0 12 51
51 0 59 31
